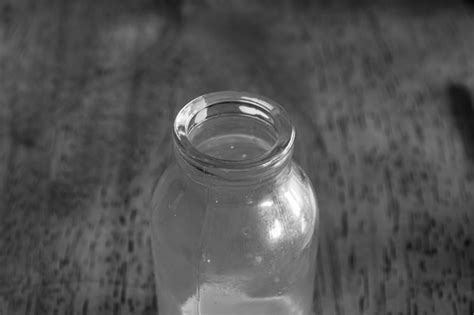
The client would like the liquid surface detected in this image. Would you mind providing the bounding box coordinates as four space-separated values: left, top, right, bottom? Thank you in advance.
181 284 312 315
188 114 277 162
196 134 273 161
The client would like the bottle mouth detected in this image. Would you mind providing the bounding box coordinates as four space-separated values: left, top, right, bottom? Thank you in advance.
173 91 295 183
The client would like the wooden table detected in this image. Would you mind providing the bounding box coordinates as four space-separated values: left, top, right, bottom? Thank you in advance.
1 0 473 314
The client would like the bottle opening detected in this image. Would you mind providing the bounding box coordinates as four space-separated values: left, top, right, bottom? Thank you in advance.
188 102 278 162
173 91 295 183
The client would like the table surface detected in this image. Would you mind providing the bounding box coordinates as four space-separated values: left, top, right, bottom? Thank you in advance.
1 0 473 314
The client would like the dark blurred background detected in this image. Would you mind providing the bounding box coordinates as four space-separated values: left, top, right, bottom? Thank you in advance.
0 0 473 314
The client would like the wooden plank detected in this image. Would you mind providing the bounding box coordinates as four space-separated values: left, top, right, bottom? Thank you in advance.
1 0 473 314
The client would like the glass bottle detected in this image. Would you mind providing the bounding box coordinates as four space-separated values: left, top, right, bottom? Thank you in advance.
151 91 319 315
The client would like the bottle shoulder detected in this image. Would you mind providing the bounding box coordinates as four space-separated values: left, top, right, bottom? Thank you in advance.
152 161 319 245
153 162 317 212
156 161 315 190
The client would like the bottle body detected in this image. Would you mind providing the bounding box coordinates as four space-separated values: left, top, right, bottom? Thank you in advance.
151 91 319 315
152 162 318 315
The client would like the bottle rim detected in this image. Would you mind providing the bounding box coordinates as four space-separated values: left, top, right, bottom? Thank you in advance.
173 91 295 182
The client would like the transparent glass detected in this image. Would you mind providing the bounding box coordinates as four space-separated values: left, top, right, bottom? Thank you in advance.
151 91 319 315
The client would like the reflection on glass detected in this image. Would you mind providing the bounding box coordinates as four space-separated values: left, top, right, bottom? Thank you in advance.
269 219 283 241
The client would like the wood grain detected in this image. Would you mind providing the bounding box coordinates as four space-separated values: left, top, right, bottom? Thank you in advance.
1 0 473 314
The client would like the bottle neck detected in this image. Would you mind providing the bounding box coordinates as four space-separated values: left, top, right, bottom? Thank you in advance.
173 91 295 186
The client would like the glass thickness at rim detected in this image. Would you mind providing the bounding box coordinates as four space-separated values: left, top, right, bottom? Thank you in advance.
173 91 295 172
